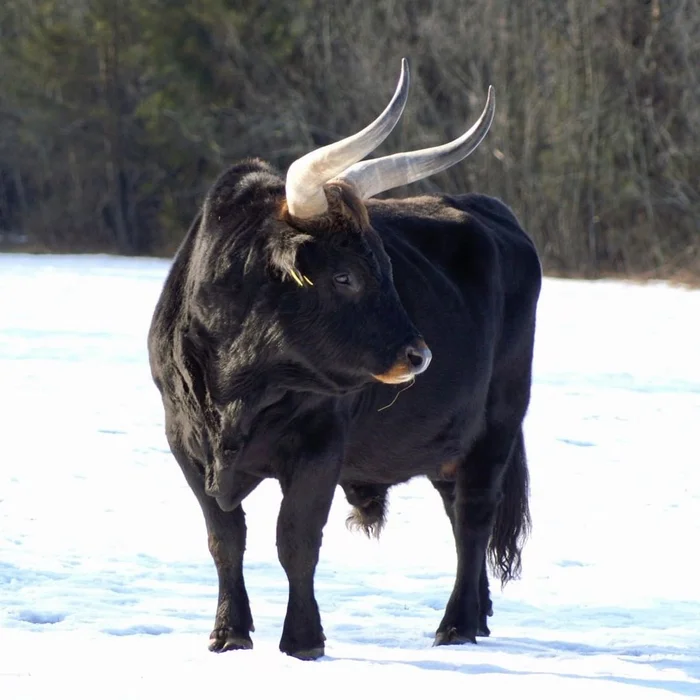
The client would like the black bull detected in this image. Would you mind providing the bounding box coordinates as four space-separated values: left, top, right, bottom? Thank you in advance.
148 158 542 659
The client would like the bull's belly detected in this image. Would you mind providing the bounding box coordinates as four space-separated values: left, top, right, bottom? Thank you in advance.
339 391 481 485
339 442 461 485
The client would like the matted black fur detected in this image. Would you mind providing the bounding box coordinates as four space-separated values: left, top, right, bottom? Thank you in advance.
148 157 542 659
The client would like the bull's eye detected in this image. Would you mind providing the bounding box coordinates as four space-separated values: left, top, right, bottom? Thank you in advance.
332 271 361 294
333 273 351 286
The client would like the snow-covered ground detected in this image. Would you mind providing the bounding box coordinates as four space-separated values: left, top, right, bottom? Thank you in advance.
1 253 698 698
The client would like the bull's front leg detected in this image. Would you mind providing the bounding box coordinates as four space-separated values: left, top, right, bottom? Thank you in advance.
275 418 342 660
172 445 262 653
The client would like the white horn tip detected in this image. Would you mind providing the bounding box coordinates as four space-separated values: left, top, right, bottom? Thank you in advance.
483 85 496 128
398 58 410 93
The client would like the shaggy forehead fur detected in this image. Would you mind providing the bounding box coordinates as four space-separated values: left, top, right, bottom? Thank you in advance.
284 180 372 239
197 160 380 285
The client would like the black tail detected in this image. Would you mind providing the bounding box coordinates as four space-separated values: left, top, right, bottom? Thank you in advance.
488 428 531 587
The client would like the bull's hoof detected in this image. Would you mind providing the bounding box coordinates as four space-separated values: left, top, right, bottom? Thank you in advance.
286 646 325 660
433 627 477 646
208 627 253 653
280 633 326 660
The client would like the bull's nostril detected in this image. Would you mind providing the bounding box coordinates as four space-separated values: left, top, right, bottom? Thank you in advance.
405 343 432 373
406 348 423 368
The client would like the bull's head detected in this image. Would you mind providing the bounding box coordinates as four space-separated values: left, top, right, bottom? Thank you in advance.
190 59 495 403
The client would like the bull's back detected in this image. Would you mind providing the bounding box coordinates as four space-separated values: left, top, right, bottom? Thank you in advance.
340 194 540 482
368 193 541 364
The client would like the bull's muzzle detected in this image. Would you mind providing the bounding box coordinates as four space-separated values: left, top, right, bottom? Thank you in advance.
372 338 432 384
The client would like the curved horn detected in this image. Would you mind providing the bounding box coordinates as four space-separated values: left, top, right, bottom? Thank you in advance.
336 86 495 201
285 59 410 219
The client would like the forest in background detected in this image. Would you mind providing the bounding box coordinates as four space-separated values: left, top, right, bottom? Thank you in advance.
1 0 698 279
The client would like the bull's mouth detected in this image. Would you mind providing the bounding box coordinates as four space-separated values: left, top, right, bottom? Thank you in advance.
371 367 416 385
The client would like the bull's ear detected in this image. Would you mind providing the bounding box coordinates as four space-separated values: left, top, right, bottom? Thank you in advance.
267 231 312 283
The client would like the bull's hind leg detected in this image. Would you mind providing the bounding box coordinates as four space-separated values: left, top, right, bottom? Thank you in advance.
174 448 261 652
433 392 530 646
478 560 494 636
431 479 492 637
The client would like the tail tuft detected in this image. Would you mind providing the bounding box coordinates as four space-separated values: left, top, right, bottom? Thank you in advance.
488 428 531 587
